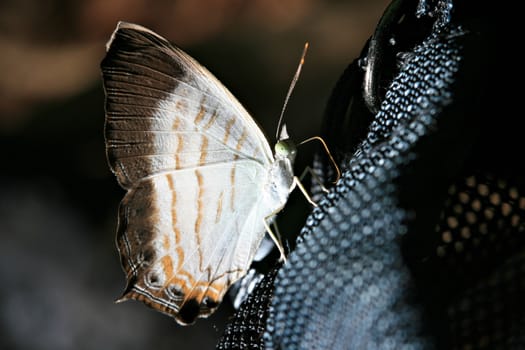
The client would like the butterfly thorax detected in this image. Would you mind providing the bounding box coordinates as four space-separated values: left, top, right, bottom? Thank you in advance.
263 137 296 212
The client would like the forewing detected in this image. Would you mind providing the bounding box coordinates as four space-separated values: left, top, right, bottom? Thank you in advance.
117 160 269 325
101 21 274 189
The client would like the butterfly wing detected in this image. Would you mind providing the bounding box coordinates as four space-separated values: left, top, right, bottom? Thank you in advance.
116 162 270 325
102 22 277 324
103 22 274 188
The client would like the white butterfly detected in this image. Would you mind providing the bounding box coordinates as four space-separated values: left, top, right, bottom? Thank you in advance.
102 22 300 324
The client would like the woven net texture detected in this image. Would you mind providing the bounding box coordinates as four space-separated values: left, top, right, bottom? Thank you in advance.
218 1 520 349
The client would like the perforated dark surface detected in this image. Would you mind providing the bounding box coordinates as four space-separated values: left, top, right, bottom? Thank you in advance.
217 1 522 349
217 269 279 350
265 18 462 350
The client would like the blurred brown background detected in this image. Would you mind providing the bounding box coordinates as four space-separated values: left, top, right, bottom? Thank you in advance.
0 0 389 348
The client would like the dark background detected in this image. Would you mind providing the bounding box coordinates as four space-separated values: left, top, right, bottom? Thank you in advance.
0 1 388 348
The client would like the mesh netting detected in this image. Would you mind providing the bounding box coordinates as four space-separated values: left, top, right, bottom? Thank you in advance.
218 1 522 349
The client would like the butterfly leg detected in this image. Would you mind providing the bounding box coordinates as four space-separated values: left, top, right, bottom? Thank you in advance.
299 166 329 193
263 214 287 262
293 176 318 207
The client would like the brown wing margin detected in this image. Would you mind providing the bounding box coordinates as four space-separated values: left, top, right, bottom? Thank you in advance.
101 22 194 189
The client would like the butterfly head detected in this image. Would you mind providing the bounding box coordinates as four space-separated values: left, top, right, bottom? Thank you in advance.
275 124 297 163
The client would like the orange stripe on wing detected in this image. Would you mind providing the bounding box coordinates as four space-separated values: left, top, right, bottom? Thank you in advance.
172 118 181 130
194 170 204 271
229 159 237 210
161 255 174 282
215 191 224 223
163 235 170 250
166 175 181 245
199 136 208 166
227 127 248 210
176 100 188 113
194 106 206 124
223 117 235 144
203 111 218 130
175 134 184 169
166 176 183 279
176 246 185 270
236 128 248 151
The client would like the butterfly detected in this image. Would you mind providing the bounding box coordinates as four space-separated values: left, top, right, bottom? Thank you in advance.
101 22 300 325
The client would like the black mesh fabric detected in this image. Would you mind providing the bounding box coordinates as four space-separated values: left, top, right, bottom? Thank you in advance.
217 269 279 350
217 1 522 349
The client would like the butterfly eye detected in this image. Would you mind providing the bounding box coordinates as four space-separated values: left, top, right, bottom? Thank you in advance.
275 141 286 155
274 139 297 158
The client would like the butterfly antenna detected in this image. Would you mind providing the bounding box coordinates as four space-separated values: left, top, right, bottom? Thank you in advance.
276 42 309 140
299 136 341 184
